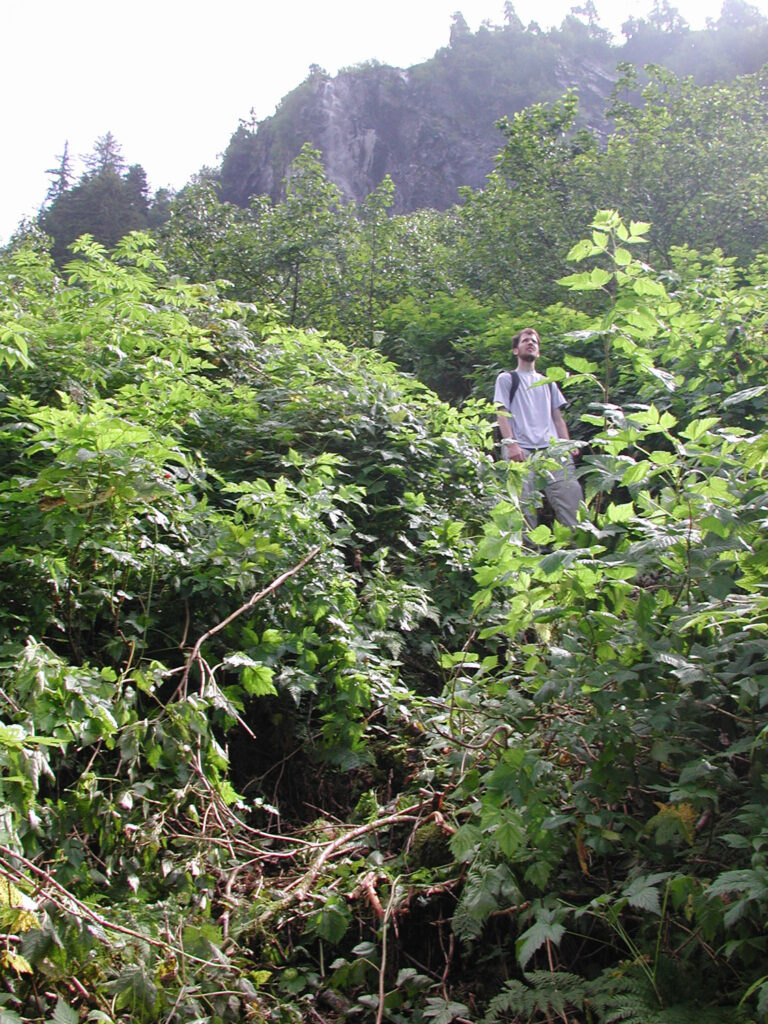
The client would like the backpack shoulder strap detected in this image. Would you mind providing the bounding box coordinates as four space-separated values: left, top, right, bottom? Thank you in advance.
508 370 520 406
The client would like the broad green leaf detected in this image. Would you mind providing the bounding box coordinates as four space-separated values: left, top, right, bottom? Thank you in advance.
564 355 599 373
312 898 351 943
621 462 650 485
589 268 613 286
241 665 277 696
631 277 667 297
495 819 525 857
681 417 720 441
424 999 471 1024
605 502 634 523
566 239 596 261
649 451 676 466
557 271 606 291
450 824 482 862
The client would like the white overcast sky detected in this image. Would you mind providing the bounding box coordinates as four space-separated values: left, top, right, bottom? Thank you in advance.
1 0 760 244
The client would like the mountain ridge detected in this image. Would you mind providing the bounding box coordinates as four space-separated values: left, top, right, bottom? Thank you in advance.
219 5 768 213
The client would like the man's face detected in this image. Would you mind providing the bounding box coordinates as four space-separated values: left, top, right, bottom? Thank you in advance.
515 329 540 363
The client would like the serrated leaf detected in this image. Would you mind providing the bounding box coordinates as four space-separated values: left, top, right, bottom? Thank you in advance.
622 874 667 914
313 898 351 944
557 271 599 290
516 915 566 969
52 999 79 1024
241 664 277 696
681 417 720 441
621 462 650 485
589 268 613 286
566 239 596 262
563 355 599 373
649 451 676 466
424 998 471 1024
606 501 634 523
631 277 667 297
450 823 481 862
496 819 524 857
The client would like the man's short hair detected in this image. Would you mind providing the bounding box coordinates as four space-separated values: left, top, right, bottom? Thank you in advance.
512 328 540 350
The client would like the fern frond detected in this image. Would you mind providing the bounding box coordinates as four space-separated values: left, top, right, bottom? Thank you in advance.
484 970 589 1022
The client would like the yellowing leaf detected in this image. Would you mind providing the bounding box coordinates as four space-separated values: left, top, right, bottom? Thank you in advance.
648 802 697 845
0 950 33 974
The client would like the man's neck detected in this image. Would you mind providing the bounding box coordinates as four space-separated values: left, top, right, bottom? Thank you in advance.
515 358 537 373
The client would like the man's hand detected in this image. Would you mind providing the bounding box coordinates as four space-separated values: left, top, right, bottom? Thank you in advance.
501 439 526 462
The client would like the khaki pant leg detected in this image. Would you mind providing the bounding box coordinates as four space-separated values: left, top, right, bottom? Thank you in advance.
544 458 582 528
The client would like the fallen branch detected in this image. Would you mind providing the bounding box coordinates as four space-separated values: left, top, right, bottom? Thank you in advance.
263 800 432 921
178 545 322 695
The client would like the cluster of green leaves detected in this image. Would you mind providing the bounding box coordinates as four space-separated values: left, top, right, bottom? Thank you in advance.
161 147 457 347
0 230 497 1020
193 212 768 1024
410 213 768 1020
158 62 768 417
5 41 768 1018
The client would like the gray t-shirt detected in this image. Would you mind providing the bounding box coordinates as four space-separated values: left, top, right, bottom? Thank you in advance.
494 370 567 449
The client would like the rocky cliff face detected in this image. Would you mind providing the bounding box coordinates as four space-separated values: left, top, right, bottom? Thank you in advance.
219 65 501 213
219 26 618 213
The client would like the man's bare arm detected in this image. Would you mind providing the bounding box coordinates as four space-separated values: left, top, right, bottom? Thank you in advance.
552 407 570 440
497 407 525 462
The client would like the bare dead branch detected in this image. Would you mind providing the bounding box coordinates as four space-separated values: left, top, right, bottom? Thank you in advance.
178 544 322 695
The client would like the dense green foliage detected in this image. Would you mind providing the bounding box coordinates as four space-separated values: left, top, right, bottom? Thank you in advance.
3 15 768 1021
3 204 768 1021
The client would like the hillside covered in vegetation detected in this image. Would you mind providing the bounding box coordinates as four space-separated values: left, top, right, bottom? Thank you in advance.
2 13 768 1024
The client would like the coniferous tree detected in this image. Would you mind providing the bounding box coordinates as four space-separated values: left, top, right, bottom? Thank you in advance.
43 142 73 204
39 135 159 263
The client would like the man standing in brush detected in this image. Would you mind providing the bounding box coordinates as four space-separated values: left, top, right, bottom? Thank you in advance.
494 327 582 530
